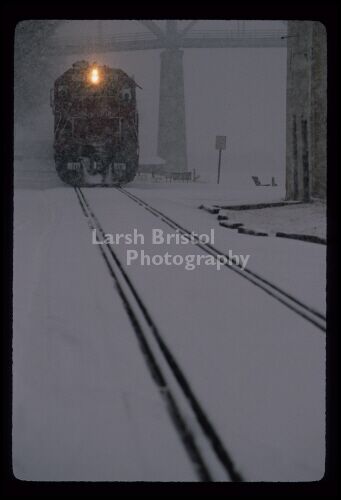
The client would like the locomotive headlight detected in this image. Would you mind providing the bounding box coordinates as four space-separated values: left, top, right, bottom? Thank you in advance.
90 67 100 84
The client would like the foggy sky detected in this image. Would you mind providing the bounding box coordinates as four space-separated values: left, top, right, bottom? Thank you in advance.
15 20 287 184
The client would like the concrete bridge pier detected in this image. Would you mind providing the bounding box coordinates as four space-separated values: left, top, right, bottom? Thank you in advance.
157 48 188 172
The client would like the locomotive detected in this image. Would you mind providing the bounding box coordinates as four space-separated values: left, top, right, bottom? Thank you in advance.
50 61 139 186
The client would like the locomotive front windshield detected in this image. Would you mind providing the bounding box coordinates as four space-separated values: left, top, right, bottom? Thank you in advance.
73 118 119 142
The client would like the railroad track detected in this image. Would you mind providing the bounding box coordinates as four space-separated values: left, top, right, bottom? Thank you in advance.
74 186 243 482
117 187 326 333
74 185 325 481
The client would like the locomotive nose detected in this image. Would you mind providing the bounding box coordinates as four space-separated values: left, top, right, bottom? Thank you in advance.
53 63 139 186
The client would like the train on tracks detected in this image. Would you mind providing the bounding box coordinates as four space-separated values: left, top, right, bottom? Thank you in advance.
50 61 139 186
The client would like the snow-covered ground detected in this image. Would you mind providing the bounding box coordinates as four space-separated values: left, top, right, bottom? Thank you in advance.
130 177 286 206
220 202 326 240
13 189 198 481
13 184 326 482
127 182 326 315
14 159 63 190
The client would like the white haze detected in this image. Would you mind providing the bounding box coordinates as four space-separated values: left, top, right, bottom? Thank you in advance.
15 20 287 186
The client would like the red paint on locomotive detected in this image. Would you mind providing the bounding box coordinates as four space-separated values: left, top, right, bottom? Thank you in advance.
51 61 139 186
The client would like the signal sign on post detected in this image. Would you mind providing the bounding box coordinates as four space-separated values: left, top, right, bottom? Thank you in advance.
215 135 227 151
215 135 227 184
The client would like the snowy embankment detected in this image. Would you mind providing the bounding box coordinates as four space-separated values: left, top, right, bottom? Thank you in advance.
220 202 326 240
